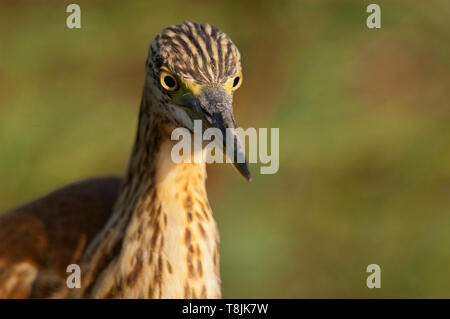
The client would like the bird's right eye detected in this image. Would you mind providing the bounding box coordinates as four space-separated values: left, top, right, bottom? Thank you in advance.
160 71 179 92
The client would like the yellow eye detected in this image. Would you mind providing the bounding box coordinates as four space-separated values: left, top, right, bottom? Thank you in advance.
231 73 242 90
160 71 179 92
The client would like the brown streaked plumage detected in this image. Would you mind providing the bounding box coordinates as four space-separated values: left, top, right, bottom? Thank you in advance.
0 21 249 299
0 178 121 298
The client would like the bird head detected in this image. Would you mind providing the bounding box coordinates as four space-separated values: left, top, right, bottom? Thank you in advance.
145 22 250 181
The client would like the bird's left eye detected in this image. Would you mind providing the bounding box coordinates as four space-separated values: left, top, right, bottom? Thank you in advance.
232 75 242 90
160 71 179 92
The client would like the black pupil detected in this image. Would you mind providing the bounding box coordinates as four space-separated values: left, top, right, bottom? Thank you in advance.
233 77 240 87
164 75 176 88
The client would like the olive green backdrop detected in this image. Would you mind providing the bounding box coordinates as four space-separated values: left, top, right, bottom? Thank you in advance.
1 0 449 297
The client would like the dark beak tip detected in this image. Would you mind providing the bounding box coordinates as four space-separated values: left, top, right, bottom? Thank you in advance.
232 161 252 182
241 165 252 182
244 170 252 182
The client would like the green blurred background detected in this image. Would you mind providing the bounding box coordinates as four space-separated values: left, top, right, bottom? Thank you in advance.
1 0 449 297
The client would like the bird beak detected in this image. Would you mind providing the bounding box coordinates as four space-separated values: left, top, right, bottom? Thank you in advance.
179 87 251 181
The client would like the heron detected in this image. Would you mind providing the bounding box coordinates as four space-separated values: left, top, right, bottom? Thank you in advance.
0 21 250 298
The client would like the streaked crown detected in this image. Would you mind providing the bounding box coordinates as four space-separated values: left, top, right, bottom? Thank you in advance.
148 21 241 85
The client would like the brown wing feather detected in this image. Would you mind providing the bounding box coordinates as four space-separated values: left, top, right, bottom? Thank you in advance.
0 177 122 298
